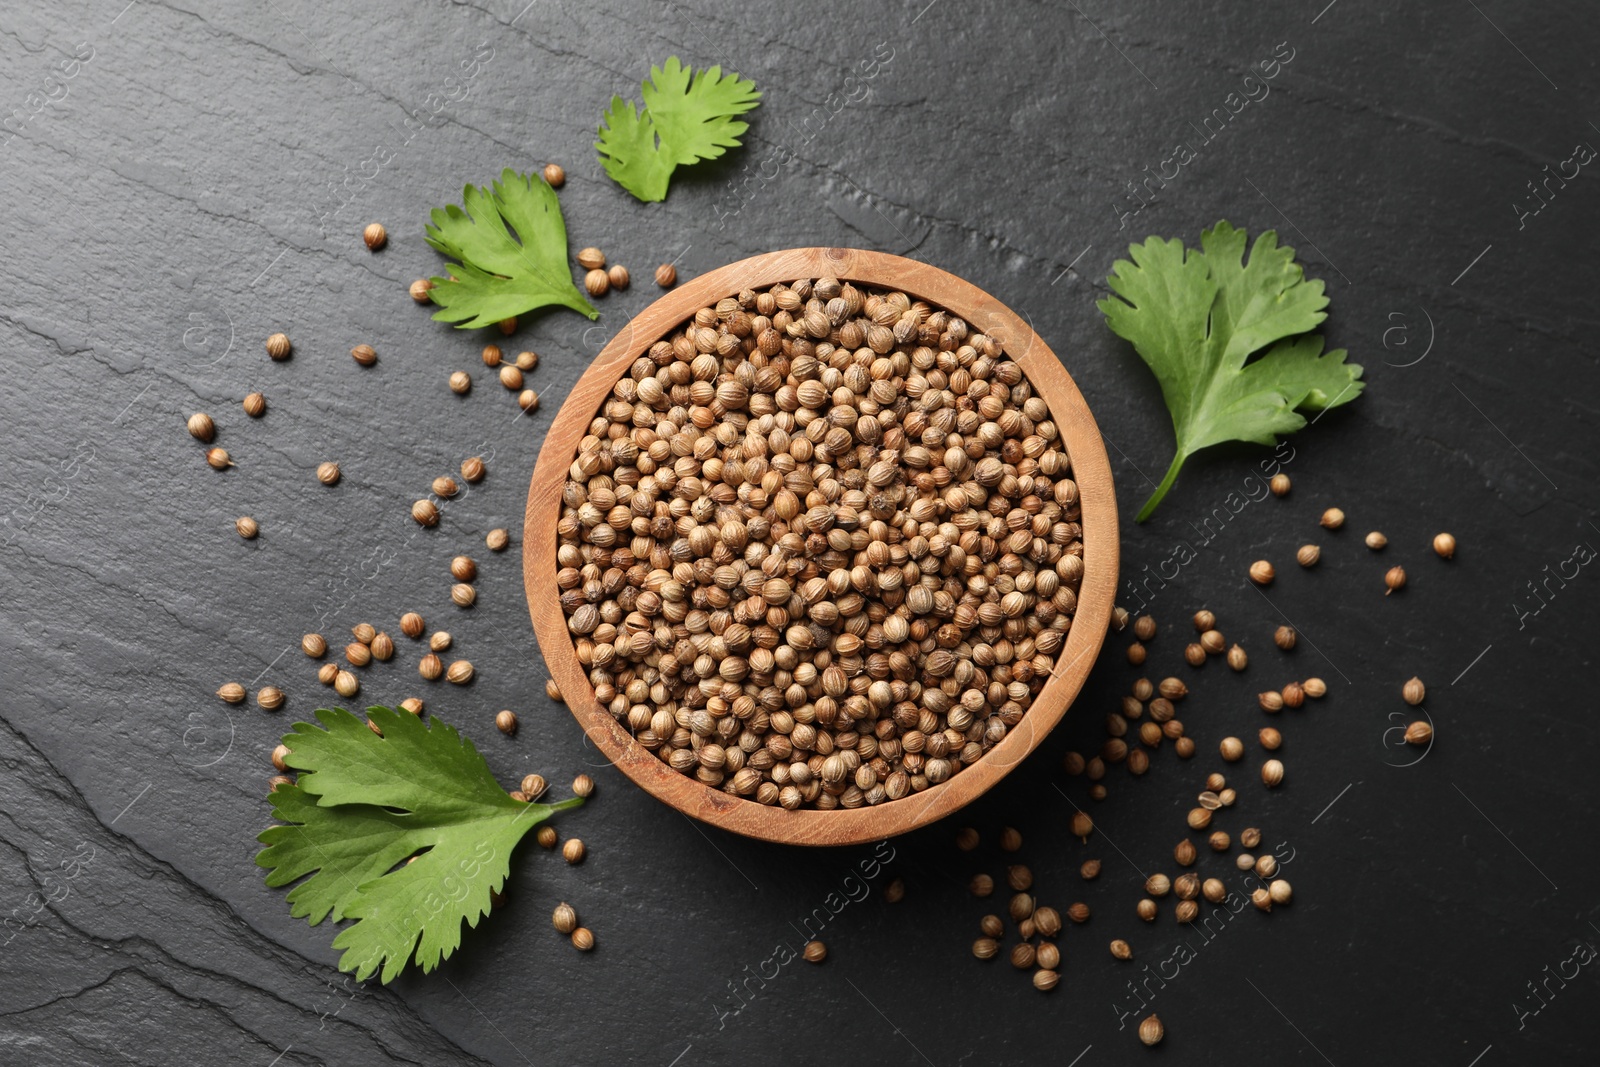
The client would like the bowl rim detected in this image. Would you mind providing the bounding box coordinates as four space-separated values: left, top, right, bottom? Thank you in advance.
524 246 1118 846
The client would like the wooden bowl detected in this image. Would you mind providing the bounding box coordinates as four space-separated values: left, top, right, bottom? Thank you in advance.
524 247 1118 846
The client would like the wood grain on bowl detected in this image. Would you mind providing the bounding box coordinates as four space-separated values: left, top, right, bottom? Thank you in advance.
525 247 1117 846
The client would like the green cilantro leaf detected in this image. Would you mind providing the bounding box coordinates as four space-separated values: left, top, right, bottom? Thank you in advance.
256 706 582 983
1098 221 1364 521
424 168 597 329
596 57 761 202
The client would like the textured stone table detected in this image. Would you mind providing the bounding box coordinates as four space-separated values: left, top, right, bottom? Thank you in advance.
2 1 1596 1063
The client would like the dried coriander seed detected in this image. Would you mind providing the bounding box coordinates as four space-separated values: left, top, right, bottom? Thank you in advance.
447 660 475 684
451 583 476 607
1261 759 1285 787
1000 827 1022 852
1174 839 1196 866
1202 877 1226 903
552 902 577 934
257 686 285 710
317 663 338 685
344 642 371 667
1145 873 1171 897
1249 560 1275 585
1433 532 1457 559
1297 544 1321 568
1009 943 1036 969
884 879 905 903
1127 642 1147 665
803 940 827 963
1139 1015 1165 1046
187 412 215 442
206 447 234 470
1070 812 1093 841
1403 676 1426 705
1259 690 1284 712
460 456 486 483
243 392 266 417
1111 939 1133 960
1404 721 1432 745
451 557 477 583
362 222 386 250
369 632 394 661
317 461 341 486
1269 473 1291 496
351 343 377 366
972 937 998 960
1385 565 1407 594
572 774 595 798
1036 941 1061 970
1252 887 1273 912
1081 858 1103 879
481 344 503 368
449 371 472 395
1199 629 1225 655
1133 615 1157 641
1174 737 1196 758
1302 677 1327 698
536 825 558 849
1008 893 1036 923
1033 968 1059 991
1137 898 1158 922
1273 625 1297 651
412 500 439 526
486 528 510 552
1258 726 1282 750
1208 830 1231 852
400 612 425 638
1239 827 1262 848
1186 808 1211 830
235 516 259 539
576 247 605 270
607 264 630 290
1184 643 1205 667
969 874 994 898
570 927 594 951
518 388 540 411
562 837 585 864
1320 507 1345 529
352 623 375 645
400 697 424 715
545 679 562 702
217 682 246 704
429 631 452 652
1269 879 1293 905
1227 644 1248 670
542 162 565 187
271 744 290 772
1365 530 1388 550
584 268 609 297
1219 737 1244 762
499 365 524 391
334 670 359 698
654 263 676 287
409 278 434 302
418 653 443 680
301 633 327 658
265 333 291 360
515 350 538 371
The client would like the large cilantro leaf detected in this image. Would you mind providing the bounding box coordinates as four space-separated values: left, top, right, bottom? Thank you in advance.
596 57 761 202
256 706 582 983
424 168 597 329
1098 221 1364 521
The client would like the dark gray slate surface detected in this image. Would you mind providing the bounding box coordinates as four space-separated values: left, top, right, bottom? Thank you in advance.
2 0 1597 1063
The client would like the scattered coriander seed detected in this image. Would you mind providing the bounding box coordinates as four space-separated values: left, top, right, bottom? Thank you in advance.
1127 642 1147 665
412 499 439 526
1202 877 1227 904
1219 737 1244 762
1145 873 1171 897
369 632 394 661
1175 900 1199 923
1227 644 1249 671
1036 940 1062 970
1385 565 1407 594
572 774 595 798
1186 808 1212 830
1274 625 1297 651
1403 676 1426 705
1133 677 1153 701
271 744 290 772
1128 749 1151 775
217 682 246 704
1240 827 1262 848
1000 826 1022 852
1198 790 1222 810
542 162 565 188
447 659 475 684
362 222 387 250
1256 855 1279 878
1006 865 1034 892
1111 939 1133 960
344 641 372 667
243 392 266 417
1269 473 1291 496
1261 759 1285 787
1009 943 1036 969
451 583 477 607
536 825 558 848
1219 788 1237 806
429 631 452 652
1259 690 1285 712
1321 507 1345 530
460 456 486 483
1249 560 1275 585
1081 858 1103 879
449 371 472 395
607 264 630 290
877 878 903 904
803 940 827 963
334 670 359 698
970 874 995 898
481 344 502 368
1034 907 1063 938
1365 530 1388 550
269 775 294 792
1184 643 1205 667
1200 629 1225 655
562 837 585 864
1252 887 1272 912
1259 727 1282 750
518 388 540 411
515 349 538 371
1175 737 1196 758
187 412 215 442
552 902 578 934
1009 893 1035 923
1433 532 1457 559
499 365 524 390
1192 610 1216 633
317 461 341 486
493 709 516 734
1159 678 1188 700
498 316 517 335
546 679 563 702
1404 721 1433 745
1269 879 1293 905
235 516 259 539
352 623 376 645
257 686 285 710
570 927 594 951
1302 677 1327 699
1068 902 1091 924
1297 544 1321 568
584 268 609 297
972 938 999 960
206 447 234 470
1113 606 1131 630
1033 968 1060 992
1070 812 1093 841
409 278 435 303
400 612 425 639
1133 615 1157 641
486 528 510 552
1174 839 1197 866
351 343 377 366
979 914 1005 939
317 663 338 685
576 247 606 270
1208 830 1231 852
518 775 547 800
654 263 677 288
1237 853 1256 871
400 698 424 715
1139 1015 1165 1047
301 633 327 658
450 556 478 583
419 653 443 680
1137 898 1158 922
1063 751 1086 775
265 333 291 360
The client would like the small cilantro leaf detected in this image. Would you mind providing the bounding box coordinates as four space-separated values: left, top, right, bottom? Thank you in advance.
1098 221 1364 521
596 57 761 203
424 168 597 329
256 706 582 983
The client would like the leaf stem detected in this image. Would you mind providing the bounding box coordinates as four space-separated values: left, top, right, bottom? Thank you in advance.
1136 453 1188 522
